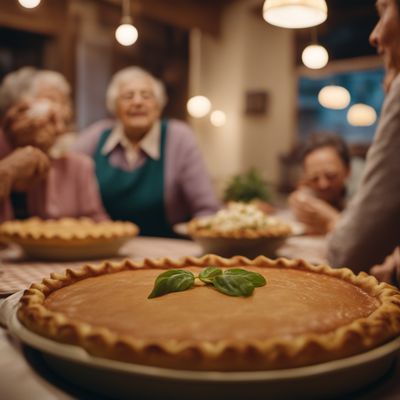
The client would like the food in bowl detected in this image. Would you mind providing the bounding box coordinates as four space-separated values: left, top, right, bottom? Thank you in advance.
187 203 292 257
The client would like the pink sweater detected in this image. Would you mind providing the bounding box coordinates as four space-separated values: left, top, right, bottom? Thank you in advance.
0 133 108 222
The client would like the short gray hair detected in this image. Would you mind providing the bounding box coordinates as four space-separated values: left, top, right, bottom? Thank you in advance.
0 66 37 117
106 66 167 115
30 70 71 97
0 68 71 118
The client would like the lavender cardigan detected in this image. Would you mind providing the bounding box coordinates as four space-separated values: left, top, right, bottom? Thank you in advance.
73 118 221 225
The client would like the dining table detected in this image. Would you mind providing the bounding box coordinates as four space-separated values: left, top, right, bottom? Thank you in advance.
1 234 400 399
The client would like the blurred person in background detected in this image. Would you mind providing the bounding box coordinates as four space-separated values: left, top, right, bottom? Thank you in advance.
289 133 351 235
328 0 400 274
73 66 220 237
0 68 108 222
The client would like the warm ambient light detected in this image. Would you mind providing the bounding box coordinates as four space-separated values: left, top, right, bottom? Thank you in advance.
263 0 327 29
187 96 212 118
302 44 329 69
18 0 41 8
115 22 138 46
318 86 351 110
347 104 377 127
210 110 226 127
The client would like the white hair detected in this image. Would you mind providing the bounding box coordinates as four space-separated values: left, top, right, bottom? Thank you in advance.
0 66 37 116
29 70 71 97
0 68 71 118
106 66 167 115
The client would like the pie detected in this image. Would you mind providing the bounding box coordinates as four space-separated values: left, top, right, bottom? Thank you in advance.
18 255 400 371
187 202 292 239
0 217 139 260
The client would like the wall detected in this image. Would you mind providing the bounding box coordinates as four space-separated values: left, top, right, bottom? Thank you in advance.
189 0 296 197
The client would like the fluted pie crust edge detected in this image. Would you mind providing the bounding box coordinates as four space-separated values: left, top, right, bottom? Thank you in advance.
18 255 400 371
187 220 292 239
0 217 139 244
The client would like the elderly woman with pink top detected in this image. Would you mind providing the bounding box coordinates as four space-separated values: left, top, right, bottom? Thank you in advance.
0 69 108 222
73 66 220 237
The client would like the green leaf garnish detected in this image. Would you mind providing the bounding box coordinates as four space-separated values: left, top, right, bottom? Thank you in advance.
148 267 267 299
223 269 266 287
213 275 255 297
148 269 195 299
199 266 223 284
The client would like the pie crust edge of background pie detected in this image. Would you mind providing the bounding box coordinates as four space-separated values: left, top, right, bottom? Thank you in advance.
0 217 139 245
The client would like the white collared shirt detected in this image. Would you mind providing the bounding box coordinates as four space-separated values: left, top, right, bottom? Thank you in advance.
101 120 161 167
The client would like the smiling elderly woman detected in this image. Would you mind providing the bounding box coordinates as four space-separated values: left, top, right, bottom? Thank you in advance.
0 69 108 222
73 66 220 237
327 0 400 273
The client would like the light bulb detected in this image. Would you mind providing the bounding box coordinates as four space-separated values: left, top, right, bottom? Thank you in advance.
318 86 351 110
210 110 226 127
347 104 377 126
18 0 41 8
263 0 327 29
115 23 138 46
187 96 212 118
302 45 329 69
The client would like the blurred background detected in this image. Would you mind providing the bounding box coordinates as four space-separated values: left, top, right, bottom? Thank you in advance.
0 0 381 198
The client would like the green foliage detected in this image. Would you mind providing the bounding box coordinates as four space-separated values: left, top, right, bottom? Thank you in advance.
223 168 271 203
148 267 267 299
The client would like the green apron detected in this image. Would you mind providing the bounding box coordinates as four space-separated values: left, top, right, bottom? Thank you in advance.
94 120 173 237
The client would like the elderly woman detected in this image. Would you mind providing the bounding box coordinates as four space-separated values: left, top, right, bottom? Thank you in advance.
289 134 351 235
0 68 108 222
74 66 220 237
327 0 400 273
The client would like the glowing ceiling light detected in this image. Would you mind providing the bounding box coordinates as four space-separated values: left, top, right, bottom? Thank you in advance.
115 20 138 46
318 86 351 110
262 0 327 29
115 0 138 46
210 110 226 127
18 0 41 8
302 44 329 69
187 96 212 118
347 104 377 126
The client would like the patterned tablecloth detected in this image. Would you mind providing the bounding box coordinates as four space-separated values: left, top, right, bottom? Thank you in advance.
0 237 202 296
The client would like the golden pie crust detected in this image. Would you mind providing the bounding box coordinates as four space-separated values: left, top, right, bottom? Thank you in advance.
0 217 139 246
18 255 400 371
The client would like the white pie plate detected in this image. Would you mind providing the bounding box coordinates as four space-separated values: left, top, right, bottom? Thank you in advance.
9 307 400 400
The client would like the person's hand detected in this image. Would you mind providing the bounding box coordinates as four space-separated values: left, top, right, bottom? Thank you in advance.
0 146 50 196
2 98 65 152
370 247 400 286
289 190 340 235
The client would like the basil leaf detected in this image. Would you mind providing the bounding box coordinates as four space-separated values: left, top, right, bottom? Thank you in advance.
199 267 222 284
148 270 195 299
212 275 255 297
223 268 266 287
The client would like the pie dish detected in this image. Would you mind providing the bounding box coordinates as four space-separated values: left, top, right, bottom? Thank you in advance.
18 255 400 371
187 203 292 257
0 217 139 260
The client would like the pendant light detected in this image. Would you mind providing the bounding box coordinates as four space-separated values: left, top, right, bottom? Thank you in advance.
318 85 351 110
18 0 41 8
115 0 138 47
302 28 329 69
263 0 327 29
187 29 212 118
302 44 329 69
210 110 227 127
347 104 377 126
